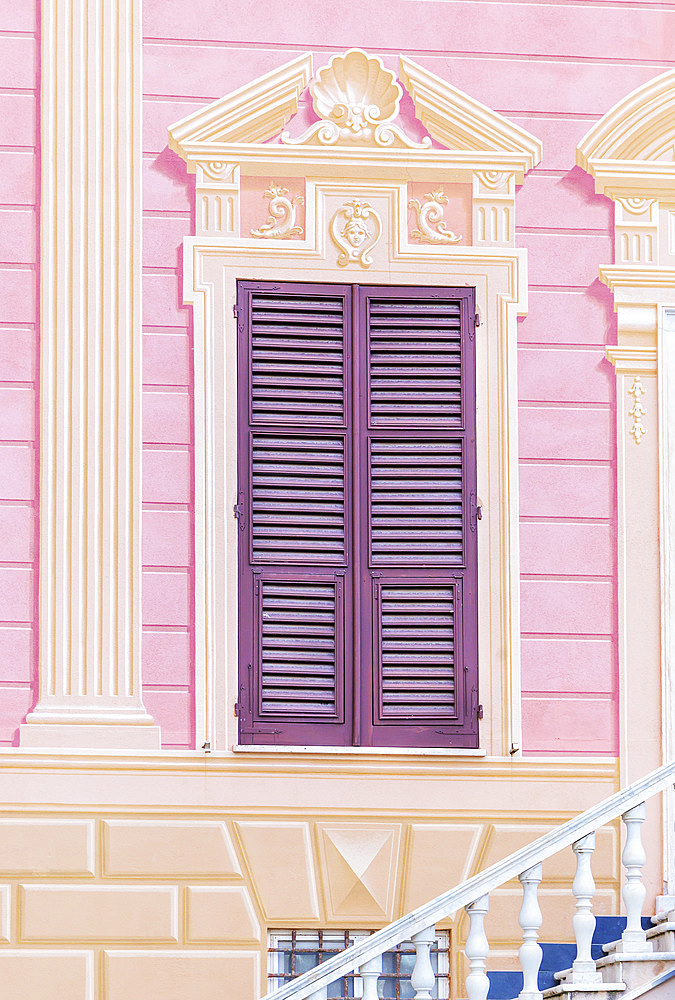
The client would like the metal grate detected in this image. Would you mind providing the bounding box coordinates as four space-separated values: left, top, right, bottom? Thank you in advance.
268 929 450 1000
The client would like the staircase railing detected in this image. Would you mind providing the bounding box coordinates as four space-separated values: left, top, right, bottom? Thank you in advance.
262 759 675 1000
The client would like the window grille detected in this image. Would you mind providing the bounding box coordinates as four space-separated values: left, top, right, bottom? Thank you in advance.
268 929 450 999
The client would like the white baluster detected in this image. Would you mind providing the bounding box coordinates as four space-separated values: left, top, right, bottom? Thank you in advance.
570 832 602 983
411 926 436 1000
360 954 382 1000
619 802 650 953
465 895 490 1000
518 863 543 1000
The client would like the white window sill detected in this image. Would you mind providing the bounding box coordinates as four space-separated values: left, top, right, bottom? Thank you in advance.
232 744 487 757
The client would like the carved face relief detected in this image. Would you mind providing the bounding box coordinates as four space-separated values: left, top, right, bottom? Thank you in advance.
330 200 382 267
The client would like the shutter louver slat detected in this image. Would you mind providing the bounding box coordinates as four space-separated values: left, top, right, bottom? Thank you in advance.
378 584 457 718
251 292 347 425
251 434 346 564
370 439 464 564
368 296 463 425
260 579 339 717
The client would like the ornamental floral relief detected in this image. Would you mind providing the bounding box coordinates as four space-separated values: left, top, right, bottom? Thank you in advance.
628 377 647 443
251 183 304 239
330 200 382 267
409 190 462 244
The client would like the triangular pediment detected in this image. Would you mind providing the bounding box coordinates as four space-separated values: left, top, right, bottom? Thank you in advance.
168 49 541 179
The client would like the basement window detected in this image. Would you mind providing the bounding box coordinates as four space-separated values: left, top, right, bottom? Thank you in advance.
268 929 451 999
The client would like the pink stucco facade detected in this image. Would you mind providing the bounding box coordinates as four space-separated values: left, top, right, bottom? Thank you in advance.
5 0 675 752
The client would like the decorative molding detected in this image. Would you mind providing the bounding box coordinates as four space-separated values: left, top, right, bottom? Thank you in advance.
628 377 647 444
330 199 382 267
605 347 658 375
617 197 657 216
281 49 430 150
251 184 304 239
22 0 159 749
409 191 462 244
475 170 514 191
168 52 313 153
398 56 542 177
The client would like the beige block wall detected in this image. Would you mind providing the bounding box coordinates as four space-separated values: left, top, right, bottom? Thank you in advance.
0 757 628 1000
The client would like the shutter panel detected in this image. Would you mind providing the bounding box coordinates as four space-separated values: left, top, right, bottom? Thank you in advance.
237 282 353 746
357 287 478 748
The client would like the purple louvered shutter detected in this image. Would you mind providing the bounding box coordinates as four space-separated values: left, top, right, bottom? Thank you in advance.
237 282 353 745
356 287 478 748
237 281 478 748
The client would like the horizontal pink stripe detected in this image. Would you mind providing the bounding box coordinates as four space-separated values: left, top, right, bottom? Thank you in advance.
519 288 616 347
518 232 613 286
143 448 191 504
143 214 192 267
143 331 191 386
142 273 190 327
0 208 37 264
0 0 37 33
0 93 36 147
520 521 613 577
143 509 192 567
143 99 204 154
0 386 35 440
522 637 615 695
143 570 191 626
519 406 613 461
516 172 611 231
142 687 192 748
0 444 35 500
0 504 35 562
0 151 36 206
0 268 37 324
142 629 191 686
0 326 36 381
521 579 613 634
143 155 194 212
523 694 617 754
143 390 191 445
518 347 614 404
0 625 33 682
0 566 34 622
0 34 36 90
520 463 613 519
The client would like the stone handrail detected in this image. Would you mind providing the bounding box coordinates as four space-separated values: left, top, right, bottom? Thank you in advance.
262 759 675 1000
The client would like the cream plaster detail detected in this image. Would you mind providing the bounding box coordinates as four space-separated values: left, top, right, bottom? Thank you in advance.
409 191 462 244
399 57 542 176
281 49 430 150
330 199 382 266
234 822 320 921
476 170 513 192
319 825 401 920
251 183 304 239
168 53 313 148
628 377 647 444
618 197 657 216
23 0 159 749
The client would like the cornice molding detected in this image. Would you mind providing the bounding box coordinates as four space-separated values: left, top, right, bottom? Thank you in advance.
605 346 658 374
168 52 313 155
399 55 542 177
600 265 675 294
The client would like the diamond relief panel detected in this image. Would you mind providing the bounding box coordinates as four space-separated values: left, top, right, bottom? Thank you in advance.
318 824 401 920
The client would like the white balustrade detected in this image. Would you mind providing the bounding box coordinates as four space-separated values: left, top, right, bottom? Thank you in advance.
620 802 650 953
570 832 602 982
465 895 490 1000
360 954 382 1000
309 987 327 1000
411 926 436 1000
518 863 543 1000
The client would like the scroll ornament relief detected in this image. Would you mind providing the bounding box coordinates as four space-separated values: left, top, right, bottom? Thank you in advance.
616 196 656 216
629 377 647 443
281 48 431 150
409 190 462 244
251 183 304 239
330 200 382 267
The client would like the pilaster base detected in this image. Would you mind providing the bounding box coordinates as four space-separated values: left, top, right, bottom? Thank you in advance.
19 722 161 750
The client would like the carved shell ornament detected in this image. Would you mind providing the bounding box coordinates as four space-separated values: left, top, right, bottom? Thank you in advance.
281 49 431 150
330 200 382 268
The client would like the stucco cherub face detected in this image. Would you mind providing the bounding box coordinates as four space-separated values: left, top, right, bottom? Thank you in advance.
341 216 371 247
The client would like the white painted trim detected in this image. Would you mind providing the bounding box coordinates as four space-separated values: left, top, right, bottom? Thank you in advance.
659 305 675 896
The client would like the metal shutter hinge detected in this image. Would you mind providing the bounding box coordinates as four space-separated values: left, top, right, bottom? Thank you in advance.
477 703 484 719
233 493 246 529
470 493 482 529
233 304 240 318
474 312 480 328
